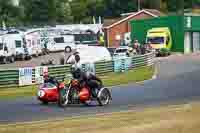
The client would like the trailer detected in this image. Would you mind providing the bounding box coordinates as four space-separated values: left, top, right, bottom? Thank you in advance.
41 34 76 52
24 29 43 57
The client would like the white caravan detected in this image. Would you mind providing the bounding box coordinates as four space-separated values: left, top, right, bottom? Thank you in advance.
41 34 76 52
24 29 42 56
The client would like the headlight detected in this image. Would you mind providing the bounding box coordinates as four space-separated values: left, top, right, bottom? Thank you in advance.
38 90 45 97
64 79 71 84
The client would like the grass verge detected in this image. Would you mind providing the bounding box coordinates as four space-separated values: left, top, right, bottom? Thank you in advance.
0 102 199 133
0 66 154 100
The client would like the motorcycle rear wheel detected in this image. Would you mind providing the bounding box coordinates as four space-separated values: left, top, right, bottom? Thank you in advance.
97 88 112 106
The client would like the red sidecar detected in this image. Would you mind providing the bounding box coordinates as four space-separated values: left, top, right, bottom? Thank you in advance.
37 82 65 104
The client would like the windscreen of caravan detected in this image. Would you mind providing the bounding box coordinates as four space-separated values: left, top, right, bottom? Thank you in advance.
0 43 3 50
54 37 64 43
74 34 98 45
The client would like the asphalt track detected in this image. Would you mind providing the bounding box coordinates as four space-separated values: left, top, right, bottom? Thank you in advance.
1 54 200 124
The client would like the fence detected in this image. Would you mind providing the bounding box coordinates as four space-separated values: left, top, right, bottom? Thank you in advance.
0 52 155 88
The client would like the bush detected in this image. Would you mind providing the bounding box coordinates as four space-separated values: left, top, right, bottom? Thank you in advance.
159 48 171 57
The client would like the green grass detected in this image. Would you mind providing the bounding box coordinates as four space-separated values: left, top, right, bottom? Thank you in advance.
102 66 154 86
0 66 154 100
0 86 37 100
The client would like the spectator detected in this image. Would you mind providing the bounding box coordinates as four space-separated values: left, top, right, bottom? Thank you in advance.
146 41 153 53
133 40 141 54
99 33 105 46
140 42 146 55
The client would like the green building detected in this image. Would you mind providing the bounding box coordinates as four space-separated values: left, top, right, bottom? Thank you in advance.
130 14 200 53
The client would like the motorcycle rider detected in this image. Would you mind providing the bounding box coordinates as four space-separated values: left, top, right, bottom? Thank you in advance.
69 54 103 98
43 72 59 87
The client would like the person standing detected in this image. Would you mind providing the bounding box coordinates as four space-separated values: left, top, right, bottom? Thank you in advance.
133 40 141 54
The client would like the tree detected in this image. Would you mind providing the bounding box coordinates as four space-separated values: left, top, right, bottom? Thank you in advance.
192 0 200 8
20 0 57 26
103 0 138 17
48 0 57 25
56 0 73 24
159 0 184 14
86 0 105 18
142 0 161 10
70 0 89 23
0 0 20 28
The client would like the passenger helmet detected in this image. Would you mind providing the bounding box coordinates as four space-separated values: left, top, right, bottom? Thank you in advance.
74 54 80 63
43 71 49 79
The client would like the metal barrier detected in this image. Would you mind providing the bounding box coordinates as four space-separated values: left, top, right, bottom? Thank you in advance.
0 52 155 88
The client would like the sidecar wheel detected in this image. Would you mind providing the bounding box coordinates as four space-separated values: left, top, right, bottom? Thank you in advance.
41 101 48 105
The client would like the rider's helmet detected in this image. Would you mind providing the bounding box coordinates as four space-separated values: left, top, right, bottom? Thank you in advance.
43 71 49 80
71 67 82 79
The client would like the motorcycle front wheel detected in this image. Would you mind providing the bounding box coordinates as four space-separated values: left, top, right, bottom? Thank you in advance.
58 88 70 107
97 88 112 106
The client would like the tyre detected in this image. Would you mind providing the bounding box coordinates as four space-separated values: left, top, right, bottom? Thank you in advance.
41 101 48 105
97 88 112 106
58 88 69 107
42 49 46 55
2 57 7 64
26 55 32 60
65 46 72 53
10 56 15 63
38 52 42 56
21 54 25 61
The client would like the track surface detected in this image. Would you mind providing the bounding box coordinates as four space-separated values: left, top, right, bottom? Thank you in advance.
1 54 200 124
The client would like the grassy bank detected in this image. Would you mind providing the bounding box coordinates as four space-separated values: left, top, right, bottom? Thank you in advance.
0 66 154 100
0 102 199 133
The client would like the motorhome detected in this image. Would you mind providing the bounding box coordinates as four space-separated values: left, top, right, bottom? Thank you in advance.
73 30 99 46
0 34 16 63
0 30 32 62
56 24 101 46
146 27 172 54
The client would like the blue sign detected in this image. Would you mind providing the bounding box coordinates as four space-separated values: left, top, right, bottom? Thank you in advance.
113 57 132 72
113 58 123 72
123 57 132 71
19 67 33 86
